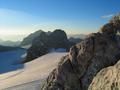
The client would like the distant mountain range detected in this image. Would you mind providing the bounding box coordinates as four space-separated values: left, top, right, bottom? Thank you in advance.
21 30 86 47
0 39 21 47
68 34 86 39
0 30 86 49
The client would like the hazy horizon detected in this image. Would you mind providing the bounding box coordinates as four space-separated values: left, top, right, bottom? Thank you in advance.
0 0 120 41
0 29 87 42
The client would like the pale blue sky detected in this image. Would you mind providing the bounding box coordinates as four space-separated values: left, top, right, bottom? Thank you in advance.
0 0 120 41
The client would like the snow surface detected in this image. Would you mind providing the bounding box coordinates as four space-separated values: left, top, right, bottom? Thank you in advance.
0 49 26 74
0 52 67 89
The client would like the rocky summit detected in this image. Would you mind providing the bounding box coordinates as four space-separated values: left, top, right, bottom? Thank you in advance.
42 14 120 90
23 29 73 63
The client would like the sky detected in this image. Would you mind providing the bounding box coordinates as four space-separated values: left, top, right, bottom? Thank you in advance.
0 0 120 41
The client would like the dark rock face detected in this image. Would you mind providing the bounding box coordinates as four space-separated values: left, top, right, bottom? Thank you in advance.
25 45 48 63
48 30 69 50
42 14 120 90
23 29 73 63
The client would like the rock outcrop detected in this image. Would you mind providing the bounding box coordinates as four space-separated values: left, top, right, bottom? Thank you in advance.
42 14 120 90
88 60 120 90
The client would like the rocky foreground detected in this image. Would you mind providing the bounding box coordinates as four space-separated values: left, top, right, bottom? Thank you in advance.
89 60 120 90
42 14 120 90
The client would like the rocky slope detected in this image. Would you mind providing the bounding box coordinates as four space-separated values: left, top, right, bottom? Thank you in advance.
42 14 120 90
21 30 44 46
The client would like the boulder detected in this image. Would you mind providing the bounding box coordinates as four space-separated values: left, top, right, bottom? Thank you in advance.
88 60 120 90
